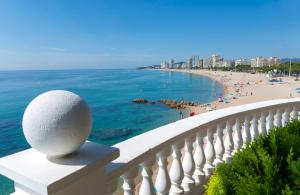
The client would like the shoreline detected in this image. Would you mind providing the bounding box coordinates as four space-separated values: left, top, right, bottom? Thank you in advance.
161 69 300 114
164 69 230 114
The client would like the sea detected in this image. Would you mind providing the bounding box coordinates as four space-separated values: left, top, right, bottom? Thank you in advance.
0 69 223 194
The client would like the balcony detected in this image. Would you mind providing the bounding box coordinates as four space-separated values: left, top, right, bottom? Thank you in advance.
0 90 299 195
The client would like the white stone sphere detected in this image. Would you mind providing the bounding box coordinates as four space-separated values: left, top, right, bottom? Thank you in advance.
22 90 92 157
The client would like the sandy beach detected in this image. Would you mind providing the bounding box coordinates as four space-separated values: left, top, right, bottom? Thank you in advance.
167 69 300 114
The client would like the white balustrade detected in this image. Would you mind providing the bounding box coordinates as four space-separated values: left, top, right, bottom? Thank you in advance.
193 132 206 187
223 120 234 163
251 113 259 139
283 107 291 126
260 111 267 135
139 159 156 195
276 108 282 127
122 168 138 195
243 115 251 146
214 123 225 166
169 143 184 195
292 106 299 120
1 92 300 195
233 117 243 153
267 109 274 132
182 136 195 193
204 127 216 179
155 150 171 195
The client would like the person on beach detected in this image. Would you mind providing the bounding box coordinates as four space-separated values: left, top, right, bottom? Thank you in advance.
179 111 183 119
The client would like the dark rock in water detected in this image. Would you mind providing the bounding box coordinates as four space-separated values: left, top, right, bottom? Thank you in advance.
133 98 148 103
94 128 139 140
159 99 198 109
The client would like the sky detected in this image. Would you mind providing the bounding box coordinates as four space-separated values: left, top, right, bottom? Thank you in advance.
0 0 299 70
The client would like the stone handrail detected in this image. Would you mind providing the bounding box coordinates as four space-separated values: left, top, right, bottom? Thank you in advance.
0 90 299 195
106 98 300 194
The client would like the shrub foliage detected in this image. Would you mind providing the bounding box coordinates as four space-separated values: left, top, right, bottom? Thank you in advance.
205 120 300 195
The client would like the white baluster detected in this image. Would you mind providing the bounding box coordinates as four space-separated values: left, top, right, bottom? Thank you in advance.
139 159 155 195
233 118 242 153
243 115 251 146
193 132 206 187
292 106 299 120
288 107 292 122
213 123 225 166
169 143 184 195
122 168 138 195
223 120 234 163
155 150 171 195
275 108 282 127
267 109 274 132
282 107 291 126
182 136 195 193
204 127 215 179
260 112 267 136
251 113 259 139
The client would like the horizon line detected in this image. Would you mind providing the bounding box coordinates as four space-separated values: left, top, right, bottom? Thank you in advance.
0 67 141 72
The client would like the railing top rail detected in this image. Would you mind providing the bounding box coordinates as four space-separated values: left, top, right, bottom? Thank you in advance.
107 98 300 176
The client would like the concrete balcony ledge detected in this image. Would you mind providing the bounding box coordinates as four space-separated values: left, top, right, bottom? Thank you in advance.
0 142 119 195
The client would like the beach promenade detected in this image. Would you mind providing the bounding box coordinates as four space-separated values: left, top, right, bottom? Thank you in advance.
169 69 300 114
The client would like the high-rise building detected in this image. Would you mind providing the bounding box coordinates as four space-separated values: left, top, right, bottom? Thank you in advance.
211 54 222 67
195 58 204 69
268 57 280 66
186 58 193 69
262 58 269 67
250 58 257 67
169 59 175 69
222 60 235 68
160 61 169 69
250 57 280 67
203 57 212 69
191 55 199 68
235 58 249 66
257 57 268 67
250 57 270 67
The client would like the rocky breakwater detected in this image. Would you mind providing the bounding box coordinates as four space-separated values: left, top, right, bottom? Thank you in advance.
132 98 148 103
159 99 197 109
132 98 198 109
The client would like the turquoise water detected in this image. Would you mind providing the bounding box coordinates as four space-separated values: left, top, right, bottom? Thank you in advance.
0 69 223 194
